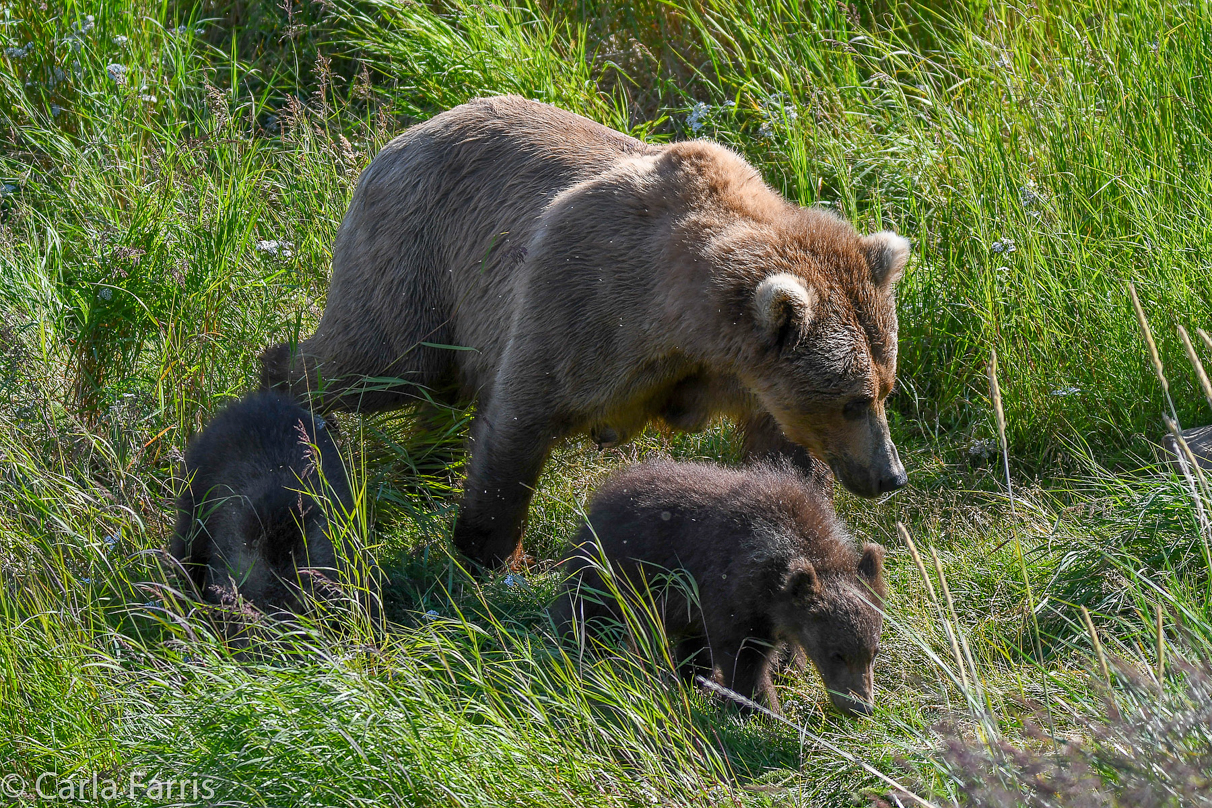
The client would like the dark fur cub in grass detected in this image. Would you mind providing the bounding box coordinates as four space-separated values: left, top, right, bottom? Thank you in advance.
170 392 377 624
553 459 886 716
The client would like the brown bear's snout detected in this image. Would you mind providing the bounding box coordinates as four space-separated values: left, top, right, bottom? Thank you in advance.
823 408 907 498
830 689 874 716
824 662 876 716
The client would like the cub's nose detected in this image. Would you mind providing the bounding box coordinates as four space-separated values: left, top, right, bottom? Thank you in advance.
877 468 908 494
831 693 874 716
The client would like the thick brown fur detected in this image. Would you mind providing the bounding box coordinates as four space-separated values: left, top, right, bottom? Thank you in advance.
261 95 909 567
551 459 887 716
170 392 379 627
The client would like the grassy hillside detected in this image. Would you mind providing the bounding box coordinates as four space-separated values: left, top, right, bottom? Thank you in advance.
1 0 1211 805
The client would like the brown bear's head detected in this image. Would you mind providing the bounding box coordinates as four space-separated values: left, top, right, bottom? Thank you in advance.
733 221 909 498
772 543 886 716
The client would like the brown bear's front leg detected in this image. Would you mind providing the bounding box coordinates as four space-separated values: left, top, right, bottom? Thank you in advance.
453 407 559 569
740 412 835 497
713 641 779 713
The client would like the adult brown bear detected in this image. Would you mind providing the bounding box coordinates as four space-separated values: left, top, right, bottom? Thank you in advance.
262 96 909 568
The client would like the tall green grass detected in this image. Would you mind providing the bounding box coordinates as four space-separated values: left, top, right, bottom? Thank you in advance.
2 0 1212 805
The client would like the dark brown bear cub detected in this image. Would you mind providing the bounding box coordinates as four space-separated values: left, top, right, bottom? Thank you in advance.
170 392 375 621
553 459 886 716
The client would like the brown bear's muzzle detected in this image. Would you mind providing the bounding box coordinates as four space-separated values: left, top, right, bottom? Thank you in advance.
827 664 876 716
831 438 907 498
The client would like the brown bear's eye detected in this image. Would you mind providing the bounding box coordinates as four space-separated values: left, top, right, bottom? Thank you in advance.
842 397 873 421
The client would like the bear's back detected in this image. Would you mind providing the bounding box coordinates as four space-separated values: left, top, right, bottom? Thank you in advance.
574 459 853 585
182 392 346 507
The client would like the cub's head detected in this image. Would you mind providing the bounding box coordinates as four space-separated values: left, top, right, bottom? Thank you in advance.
772 543 886 716
735 220 910 498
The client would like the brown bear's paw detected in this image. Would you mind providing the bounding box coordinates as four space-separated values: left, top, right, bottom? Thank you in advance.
452 519 523 572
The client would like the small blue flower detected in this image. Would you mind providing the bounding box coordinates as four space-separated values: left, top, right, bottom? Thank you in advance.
106 63 127 84
686 101 709 134
422 609 440 621
4 43 33 59
113 35 129 47
991 238 1016 254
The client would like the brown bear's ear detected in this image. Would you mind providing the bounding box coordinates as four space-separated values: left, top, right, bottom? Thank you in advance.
754 273 817 348
857 543 885 584
863 231 910 289
782 561 821 604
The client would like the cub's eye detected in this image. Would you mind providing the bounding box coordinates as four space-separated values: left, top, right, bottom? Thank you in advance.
842 397 873 421
830 652 846 665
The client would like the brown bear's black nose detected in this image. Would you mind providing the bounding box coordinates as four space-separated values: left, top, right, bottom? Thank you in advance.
877 469 907 494
831 693 874 716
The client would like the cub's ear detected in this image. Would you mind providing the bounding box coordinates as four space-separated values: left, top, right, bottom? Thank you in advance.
782 561 821 604
754 273 817 349
863 231 910 289
857 543 885 584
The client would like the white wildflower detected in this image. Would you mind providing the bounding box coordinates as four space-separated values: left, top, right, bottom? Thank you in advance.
757 120 774 139
991 238 1016 254
113 35 129 46
106 63 127 84
255 239 294 258
686 101 709 134
139 94 157 103
1051 386 1081 397
968 438 996 459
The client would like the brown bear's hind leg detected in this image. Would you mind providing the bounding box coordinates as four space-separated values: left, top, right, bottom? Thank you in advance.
260 335 461 414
